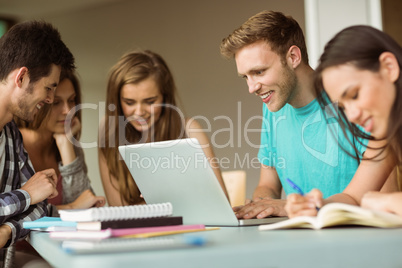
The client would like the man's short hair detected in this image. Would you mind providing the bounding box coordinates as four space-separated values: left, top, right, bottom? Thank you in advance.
0 20 75 83
220 10 309 65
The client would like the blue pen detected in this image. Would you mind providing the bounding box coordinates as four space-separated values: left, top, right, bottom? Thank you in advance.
286 178 320 211
285 178 304 195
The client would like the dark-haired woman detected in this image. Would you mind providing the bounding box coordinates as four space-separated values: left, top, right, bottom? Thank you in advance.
286 25 402 217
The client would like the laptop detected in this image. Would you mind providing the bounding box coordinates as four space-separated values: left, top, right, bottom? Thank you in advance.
118 138 287 226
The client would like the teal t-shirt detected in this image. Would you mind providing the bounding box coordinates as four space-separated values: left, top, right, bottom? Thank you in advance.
257 97 367 198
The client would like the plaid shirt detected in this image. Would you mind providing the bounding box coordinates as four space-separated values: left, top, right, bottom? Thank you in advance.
0 121 47 247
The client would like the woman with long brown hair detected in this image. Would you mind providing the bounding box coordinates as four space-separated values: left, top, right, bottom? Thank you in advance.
99 50 228 206
286 25 402 217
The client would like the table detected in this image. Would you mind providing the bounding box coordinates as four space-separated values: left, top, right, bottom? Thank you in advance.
30 226 402 268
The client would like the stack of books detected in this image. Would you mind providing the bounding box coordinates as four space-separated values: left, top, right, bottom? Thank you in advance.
23 202 217 253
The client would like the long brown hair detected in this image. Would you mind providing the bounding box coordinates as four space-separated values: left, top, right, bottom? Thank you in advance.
315 25 402 161
99 50 186 205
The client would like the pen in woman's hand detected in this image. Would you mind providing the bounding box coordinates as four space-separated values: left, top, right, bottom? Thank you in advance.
286 178 320 211
286 178 304 195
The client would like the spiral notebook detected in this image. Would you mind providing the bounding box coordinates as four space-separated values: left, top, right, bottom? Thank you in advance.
59 202 173 222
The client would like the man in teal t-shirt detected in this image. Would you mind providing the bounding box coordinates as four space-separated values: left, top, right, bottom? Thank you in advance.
220 10 372 218
258 97 365 198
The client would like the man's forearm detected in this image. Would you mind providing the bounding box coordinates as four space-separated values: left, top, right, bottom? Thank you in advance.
253 186 281 200
0 190 31 224
6 199 47 246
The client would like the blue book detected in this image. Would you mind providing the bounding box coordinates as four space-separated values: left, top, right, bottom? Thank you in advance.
23 217 77 230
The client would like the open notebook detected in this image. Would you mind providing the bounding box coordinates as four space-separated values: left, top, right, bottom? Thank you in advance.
259 202 402 230
119 138 287 226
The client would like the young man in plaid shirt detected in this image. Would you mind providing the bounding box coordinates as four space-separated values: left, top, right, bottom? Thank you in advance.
0 20 75 262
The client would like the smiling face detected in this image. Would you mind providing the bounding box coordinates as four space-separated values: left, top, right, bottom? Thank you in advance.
13 64 61 122
120 76 164 133
44 78 77 134
322 64 396 139
235 40 297 112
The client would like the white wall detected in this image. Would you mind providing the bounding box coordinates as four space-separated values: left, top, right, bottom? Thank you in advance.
1 0 306 201
305 0 382 68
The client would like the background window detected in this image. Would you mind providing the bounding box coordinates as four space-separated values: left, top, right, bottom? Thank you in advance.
0 18 16 38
